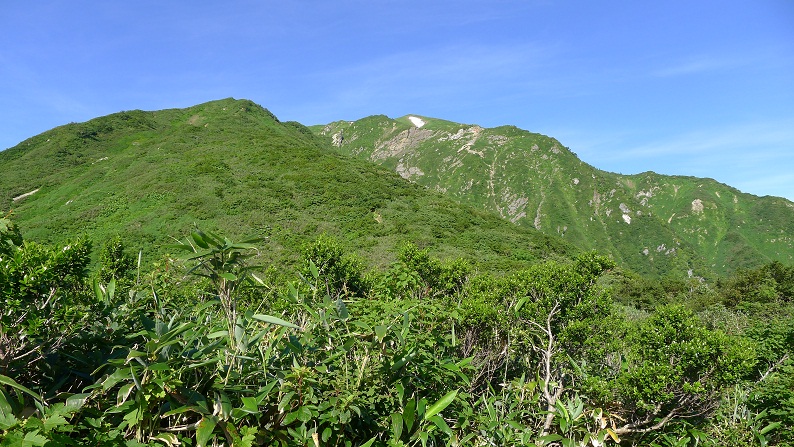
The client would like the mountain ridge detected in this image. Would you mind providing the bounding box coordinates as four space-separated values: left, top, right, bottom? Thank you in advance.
2 98 791 279
312 114 794 277
0 98 573 275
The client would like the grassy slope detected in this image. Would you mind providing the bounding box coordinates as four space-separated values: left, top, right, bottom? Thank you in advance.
0 99 573 273
312 117 794 278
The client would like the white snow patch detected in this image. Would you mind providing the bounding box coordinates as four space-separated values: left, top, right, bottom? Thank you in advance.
13 188 40 202
408 116 426 128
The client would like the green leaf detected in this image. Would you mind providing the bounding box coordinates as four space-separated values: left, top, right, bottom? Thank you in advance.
42 412 69 431
252 313 299 328
168 243 197 253
391 347 417 372
125 349 147 359
515 297 528 313
283 409 300 425
424 390 458 420
130 366 142 390
217 392 232 419
148 362 170 371
0 413 17 431
391 412 404 440
163 404 203 417
309 259 319 279
117 383 136 405
93 277 103 301
417 398 427 420
23 430 49 446
219 272 238 281
297 405 313 422
537 434 564 442
0 389 16 420
336 297 349 320
192 232 210 249
374 325 388 341
65 393 89 410
395 383 405 402
196 416 218 447
0 374 43 403
250 272 265 285
229 242 259 250
207 330 229 339
759 421 781 435
321 427 332 442
429 415 452 435
404 398 416 431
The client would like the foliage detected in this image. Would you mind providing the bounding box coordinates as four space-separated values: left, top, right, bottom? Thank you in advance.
170 228 266 353
98 235 135 285
300 235 371 298
2 217 792 445
719 261 794 307
0 223 93 388
607 305 756 437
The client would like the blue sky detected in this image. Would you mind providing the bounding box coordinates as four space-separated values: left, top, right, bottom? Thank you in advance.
2 1 793 200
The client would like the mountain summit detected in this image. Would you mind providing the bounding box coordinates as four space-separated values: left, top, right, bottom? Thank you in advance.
0 99 570 272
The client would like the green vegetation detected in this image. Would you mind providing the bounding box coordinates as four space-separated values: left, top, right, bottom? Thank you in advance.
314 117 794 278
2 99 793 445
0 99 570 280
2 215 792 445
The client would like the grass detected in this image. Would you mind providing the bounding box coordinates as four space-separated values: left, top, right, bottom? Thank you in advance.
1 98 573 278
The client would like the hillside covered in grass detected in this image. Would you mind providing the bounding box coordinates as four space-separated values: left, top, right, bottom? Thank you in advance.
0 98 572 274
314 116 794 278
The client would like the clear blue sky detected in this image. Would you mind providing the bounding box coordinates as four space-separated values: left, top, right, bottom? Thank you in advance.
2 1 793 200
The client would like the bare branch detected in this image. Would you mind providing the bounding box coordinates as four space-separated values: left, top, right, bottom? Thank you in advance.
759 353 790 382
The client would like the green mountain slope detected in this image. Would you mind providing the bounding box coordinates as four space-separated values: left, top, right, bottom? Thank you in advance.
0 99 573 273
312 116 794 277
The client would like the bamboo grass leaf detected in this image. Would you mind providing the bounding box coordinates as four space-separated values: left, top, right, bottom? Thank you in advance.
252 314 298 329
424 390 458 420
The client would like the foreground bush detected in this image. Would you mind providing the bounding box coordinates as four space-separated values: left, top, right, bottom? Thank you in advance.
2 222 792 446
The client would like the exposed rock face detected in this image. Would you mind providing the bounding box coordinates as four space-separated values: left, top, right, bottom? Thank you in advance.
396 162 425 179
332 131 344 147
692 199 704 214
372 127 435 160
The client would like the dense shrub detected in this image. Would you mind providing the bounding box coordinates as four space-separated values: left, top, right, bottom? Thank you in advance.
2 220 793 445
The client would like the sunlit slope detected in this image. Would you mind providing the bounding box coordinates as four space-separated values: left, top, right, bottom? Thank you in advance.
313 116 794 277
0 99 574 271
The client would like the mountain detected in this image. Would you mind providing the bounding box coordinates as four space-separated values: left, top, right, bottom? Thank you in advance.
0 99 573 273
312 115 794 277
